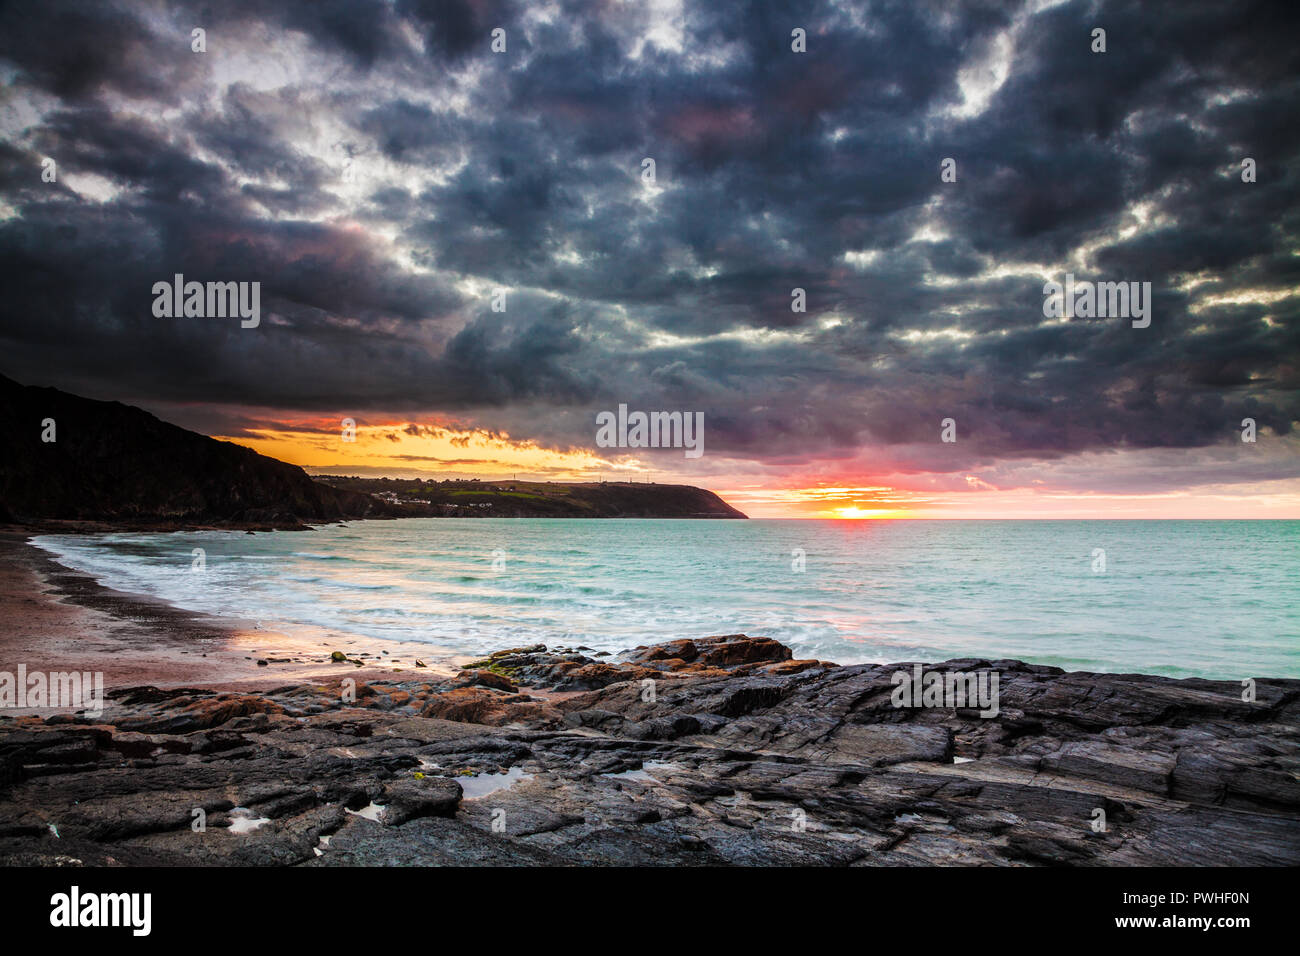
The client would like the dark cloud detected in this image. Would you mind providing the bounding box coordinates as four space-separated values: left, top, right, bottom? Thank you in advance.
0 1 184 101
400 0 518 60
0 0 1296 487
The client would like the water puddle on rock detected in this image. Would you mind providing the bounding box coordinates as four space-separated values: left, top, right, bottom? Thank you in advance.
458 767 532 799
227 808 271 833
345 802 386 822
602 760 678 782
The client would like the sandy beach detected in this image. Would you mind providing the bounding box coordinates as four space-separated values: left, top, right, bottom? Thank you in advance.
0 530 463 709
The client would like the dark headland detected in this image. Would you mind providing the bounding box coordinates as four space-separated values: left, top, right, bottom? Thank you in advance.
0 374 745 529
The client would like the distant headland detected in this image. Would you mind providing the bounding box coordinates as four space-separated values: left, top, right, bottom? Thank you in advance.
314 475 746 520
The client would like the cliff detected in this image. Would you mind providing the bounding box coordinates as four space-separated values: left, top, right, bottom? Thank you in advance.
0 374 388 529
0 376 747 526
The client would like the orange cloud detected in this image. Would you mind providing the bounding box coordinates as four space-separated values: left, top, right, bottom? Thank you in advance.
216 419 609 479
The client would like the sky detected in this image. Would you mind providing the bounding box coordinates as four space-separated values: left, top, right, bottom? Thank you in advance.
0 0 1297 518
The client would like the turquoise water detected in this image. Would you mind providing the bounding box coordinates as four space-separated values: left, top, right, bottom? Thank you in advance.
31 519 1299 679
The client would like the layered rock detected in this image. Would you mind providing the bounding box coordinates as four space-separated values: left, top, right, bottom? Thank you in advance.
1 635 1296 866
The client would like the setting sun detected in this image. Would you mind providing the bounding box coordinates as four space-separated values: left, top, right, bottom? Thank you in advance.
834 506 894 519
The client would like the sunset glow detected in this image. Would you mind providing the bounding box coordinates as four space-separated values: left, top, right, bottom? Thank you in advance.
210 426 1300 519
832 506 905 519
217 420 609 480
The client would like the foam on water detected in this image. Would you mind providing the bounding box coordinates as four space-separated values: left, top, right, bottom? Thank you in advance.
30 518 1300 679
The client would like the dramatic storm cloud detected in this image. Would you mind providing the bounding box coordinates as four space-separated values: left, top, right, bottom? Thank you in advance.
1 0 1297 514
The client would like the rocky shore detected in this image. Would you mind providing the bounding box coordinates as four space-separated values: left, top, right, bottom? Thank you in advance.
2 634 1297 866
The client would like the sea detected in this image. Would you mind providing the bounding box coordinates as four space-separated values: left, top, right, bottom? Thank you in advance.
30 518 1300 679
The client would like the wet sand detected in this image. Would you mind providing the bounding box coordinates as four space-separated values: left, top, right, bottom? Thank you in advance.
0 530 463 712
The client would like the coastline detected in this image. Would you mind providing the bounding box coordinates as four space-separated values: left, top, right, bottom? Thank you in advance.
2 529 1297 867
0 531 463 707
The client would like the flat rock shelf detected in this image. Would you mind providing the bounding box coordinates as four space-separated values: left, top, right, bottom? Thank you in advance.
1 635 1296 866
